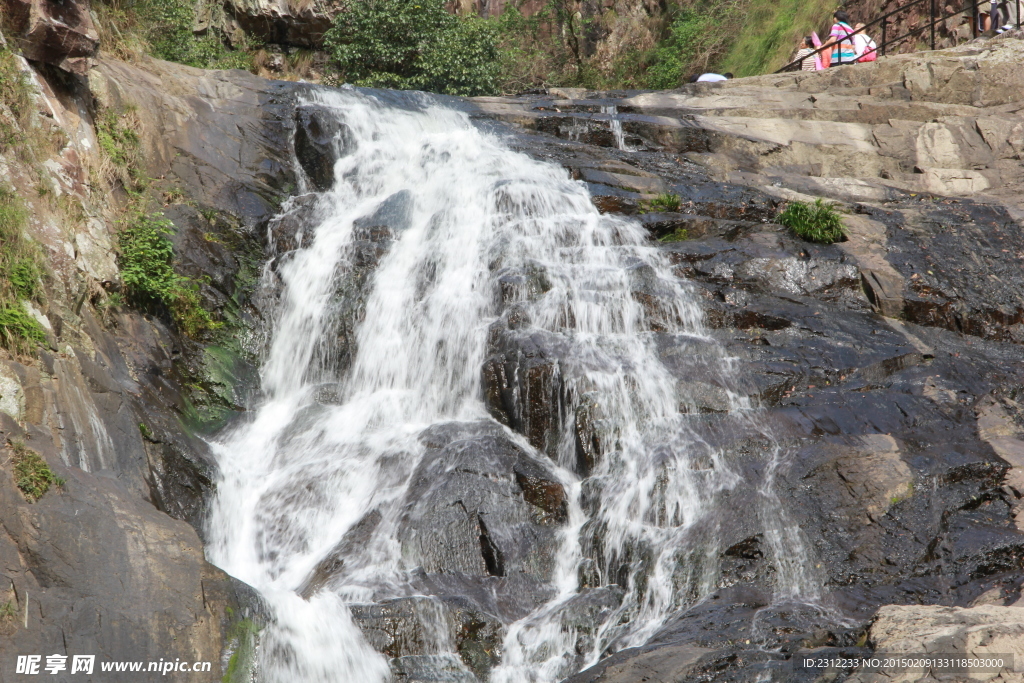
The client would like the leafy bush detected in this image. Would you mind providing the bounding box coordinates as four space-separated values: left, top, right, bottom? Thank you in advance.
10 441 64 502
645 10 719 89
777 198 846 244
118 211 219 337
325 0 502 96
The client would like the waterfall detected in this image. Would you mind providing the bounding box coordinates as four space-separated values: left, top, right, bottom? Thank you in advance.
205 87 818 683
600 105 630 152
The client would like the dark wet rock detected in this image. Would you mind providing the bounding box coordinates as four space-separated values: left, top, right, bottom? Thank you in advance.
390 654 477 683
305 195 407 382
482 325 570 459
4 0 99 73
350 594 504 680
397 422 565 582
0 443 261 678
297 510 382 600
294 104 354 191
265 193 325 255
513 457 569 525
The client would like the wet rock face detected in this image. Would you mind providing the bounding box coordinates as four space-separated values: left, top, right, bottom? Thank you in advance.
0 437 260 677
1 57 301 681
460 43 1024 680
294 104 354 191
317 422 573 678
398 422 566 582
4 0 99 73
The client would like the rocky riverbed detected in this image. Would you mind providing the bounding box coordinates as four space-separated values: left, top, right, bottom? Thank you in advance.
1 17 1024 682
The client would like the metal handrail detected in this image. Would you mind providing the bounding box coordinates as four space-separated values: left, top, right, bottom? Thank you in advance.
775 0 1020 73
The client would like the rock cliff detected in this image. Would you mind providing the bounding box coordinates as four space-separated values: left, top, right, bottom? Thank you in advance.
0 47 303 680
2 13 1024 683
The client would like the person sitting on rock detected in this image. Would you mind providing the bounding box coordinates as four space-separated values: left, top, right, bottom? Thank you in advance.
696 72 733 82
794 36 818 71
853 23 878 61
822 10 857 66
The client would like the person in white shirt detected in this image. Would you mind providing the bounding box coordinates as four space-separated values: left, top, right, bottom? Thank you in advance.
853 23 877 62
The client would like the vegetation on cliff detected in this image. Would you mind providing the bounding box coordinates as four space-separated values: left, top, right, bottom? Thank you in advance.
83 0 839 92
95 105 221 338
92 0 256 69
0 50 60 354
9 440 64 502
778 198 846 244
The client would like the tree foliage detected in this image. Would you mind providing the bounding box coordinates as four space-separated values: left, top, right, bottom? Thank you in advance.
325 0 502 96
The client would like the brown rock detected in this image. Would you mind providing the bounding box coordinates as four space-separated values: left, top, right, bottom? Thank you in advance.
3 0 99 74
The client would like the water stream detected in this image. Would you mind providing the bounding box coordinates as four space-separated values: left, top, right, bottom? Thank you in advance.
205 87 817 683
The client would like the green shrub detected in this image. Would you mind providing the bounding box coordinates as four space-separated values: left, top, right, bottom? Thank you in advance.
10 441 64 502
118 211 219 337
645 10 718 89
777 198 846 244
0 600 16 621
95 108 147 195
325 0 502 96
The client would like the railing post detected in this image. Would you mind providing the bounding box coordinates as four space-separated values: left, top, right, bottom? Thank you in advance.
1018 0 1021 28
881 16 887 55
930 0 936 48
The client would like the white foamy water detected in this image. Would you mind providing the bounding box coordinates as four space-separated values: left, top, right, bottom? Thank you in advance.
205 87 817 683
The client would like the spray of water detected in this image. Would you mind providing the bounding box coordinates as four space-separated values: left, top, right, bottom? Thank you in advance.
205 87 819 683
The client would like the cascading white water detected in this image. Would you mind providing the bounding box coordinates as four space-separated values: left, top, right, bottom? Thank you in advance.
205 86 818 683
600 105 631 152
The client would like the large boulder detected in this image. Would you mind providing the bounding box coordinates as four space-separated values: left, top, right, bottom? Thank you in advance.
220 0 339 47
3 0 99 74
846 604 1024 683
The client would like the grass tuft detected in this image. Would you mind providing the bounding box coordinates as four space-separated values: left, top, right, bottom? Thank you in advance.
659 228 690 242
645 193 682 213
0 187 47 352
0 47 33 154
9 441 64 502
777 198 846 244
